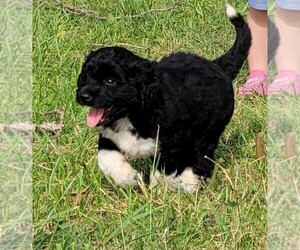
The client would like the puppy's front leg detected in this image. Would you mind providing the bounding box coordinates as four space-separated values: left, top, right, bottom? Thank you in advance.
98 138 138 187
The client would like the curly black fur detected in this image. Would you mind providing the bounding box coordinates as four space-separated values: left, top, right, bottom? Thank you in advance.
76 9 251 181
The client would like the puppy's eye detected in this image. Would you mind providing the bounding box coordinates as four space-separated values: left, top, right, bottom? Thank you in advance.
104 78 117 86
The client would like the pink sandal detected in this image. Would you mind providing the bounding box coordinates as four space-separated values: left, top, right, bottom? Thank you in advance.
268 71 300 95
237 70 267 95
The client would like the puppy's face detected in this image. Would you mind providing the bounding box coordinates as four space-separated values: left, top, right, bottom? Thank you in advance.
76 47 147 127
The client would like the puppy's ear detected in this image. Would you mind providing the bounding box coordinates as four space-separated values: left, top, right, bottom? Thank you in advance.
128 59 156 85
129 59 159 109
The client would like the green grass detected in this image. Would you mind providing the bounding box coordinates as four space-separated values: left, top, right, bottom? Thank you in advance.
33 1 267 249
267 94 300 249
0 1 32 249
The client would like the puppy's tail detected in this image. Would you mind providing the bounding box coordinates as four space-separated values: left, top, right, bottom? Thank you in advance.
213 4 251 81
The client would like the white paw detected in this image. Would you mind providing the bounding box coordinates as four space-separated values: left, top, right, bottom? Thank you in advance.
98 149 139 187
176 168 200 192
111 163 138 187
150 168 199 193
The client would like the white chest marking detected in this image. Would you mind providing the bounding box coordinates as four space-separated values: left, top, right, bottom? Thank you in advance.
99 118 157 158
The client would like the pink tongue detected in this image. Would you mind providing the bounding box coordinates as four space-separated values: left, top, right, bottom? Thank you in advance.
87 107 105 128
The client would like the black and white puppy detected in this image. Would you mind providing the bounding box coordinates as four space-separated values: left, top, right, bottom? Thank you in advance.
76 5 251 192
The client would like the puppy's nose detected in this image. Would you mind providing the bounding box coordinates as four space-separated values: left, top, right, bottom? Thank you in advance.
80 92 93 102
77 90 94 103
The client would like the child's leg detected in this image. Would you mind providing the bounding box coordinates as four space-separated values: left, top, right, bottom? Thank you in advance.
247 7 268 73
269 3 300 94
238 2 268 95
274 7 300 73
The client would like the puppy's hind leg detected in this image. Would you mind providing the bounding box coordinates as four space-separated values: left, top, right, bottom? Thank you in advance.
150 150 201 193
150 168 200 193
192 136 218 182
174 168 201 193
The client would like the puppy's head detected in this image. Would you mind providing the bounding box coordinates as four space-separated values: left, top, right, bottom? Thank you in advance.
76 46 156 127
